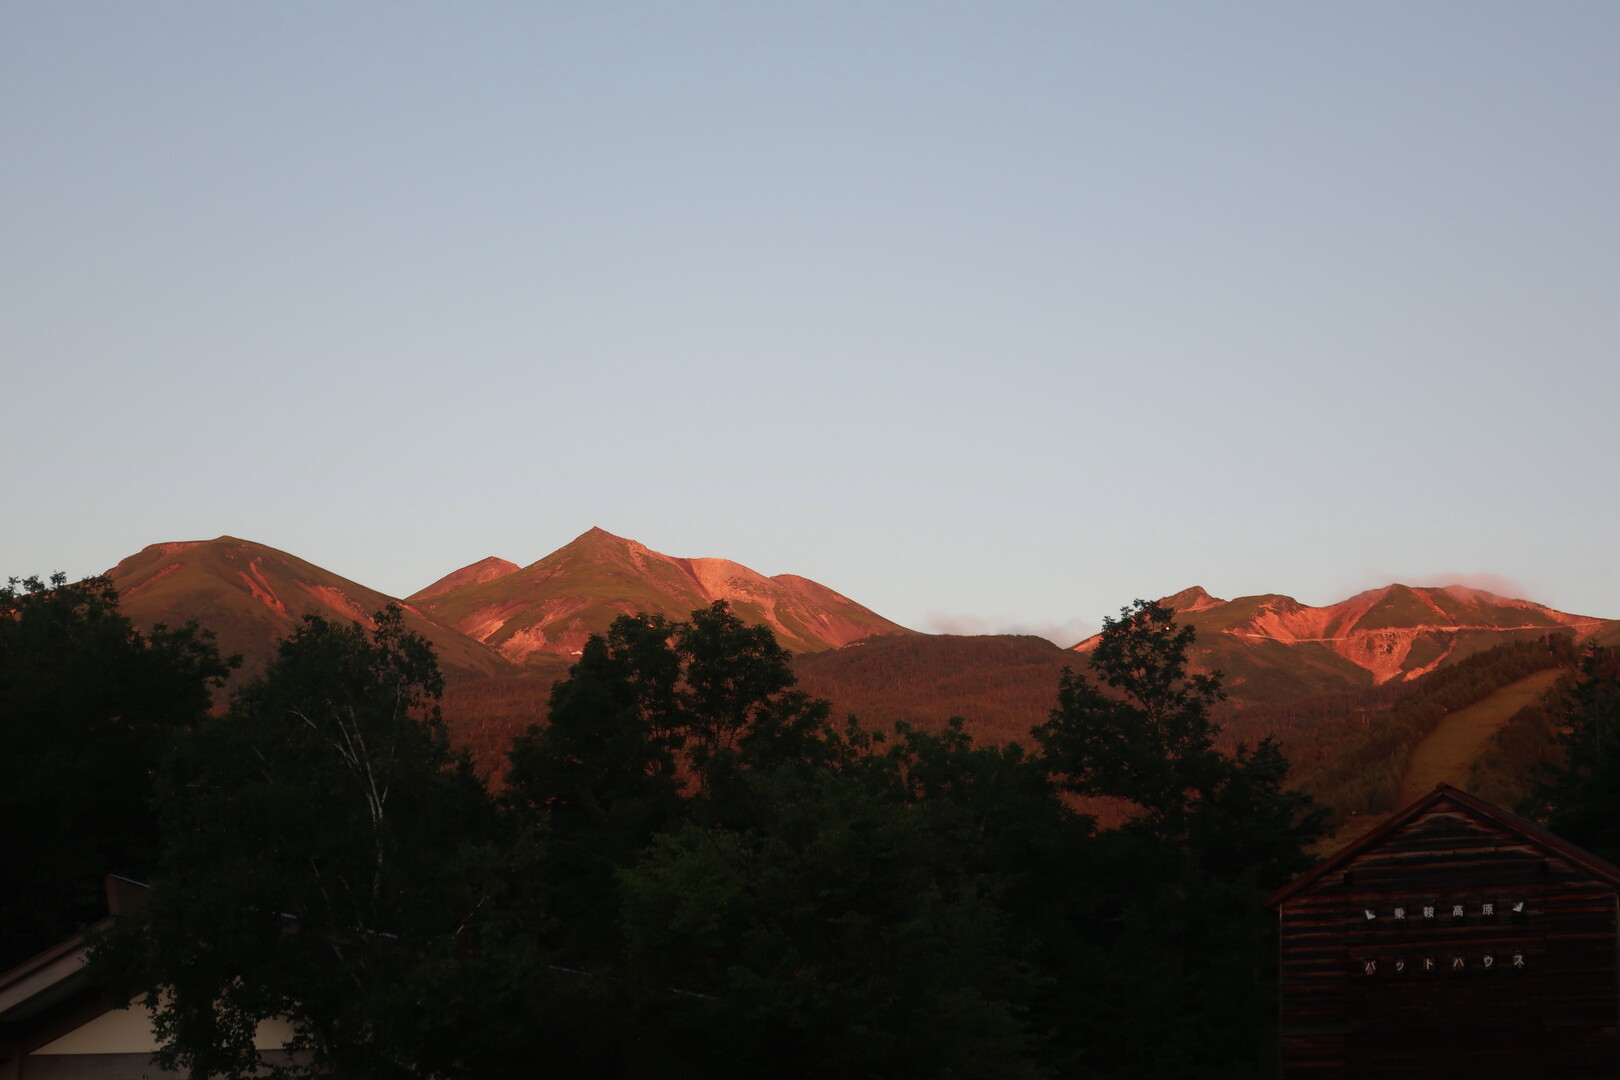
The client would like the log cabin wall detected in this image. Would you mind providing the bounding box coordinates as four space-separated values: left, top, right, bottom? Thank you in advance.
1273 786 1620 1080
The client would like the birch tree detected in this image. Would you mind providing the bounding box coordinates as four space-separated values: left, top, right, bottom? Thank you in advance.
94 606 493 1080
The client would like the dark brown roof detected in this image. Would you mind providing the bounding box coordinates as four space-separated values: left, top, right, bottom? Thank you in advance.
1267 783 1620 908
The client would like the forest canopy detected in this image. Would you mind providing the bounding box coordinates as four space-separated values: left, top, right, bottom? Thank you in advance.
8 582 1340 1078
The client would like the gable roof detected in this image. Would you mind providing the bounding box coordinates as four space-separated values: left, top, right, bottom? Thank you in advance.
1267 783 1620 908
0 920 104 1024
0 876 148 1024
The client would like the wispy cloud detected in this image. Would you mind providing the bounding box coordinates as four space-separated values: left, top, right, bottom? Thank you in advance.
923 613 1097 648
1331 569 1539 604
1420 572 1535 600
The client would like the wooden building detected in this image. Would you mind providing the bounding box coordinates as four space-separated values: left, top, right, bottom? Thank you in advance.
1269 783 1620 1080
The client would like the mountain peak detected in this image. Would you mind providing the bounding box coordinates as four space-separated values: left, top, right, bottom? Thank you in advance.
1130 582 1609 687
1161 586 1225 613
408 556 521 603
548 527 650 562
414 531 910 661
576 526 632 545
106 536 512 688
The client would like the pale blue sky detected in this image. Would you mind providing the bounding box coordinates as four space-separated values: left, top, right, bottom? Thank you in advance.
4 3 1617 644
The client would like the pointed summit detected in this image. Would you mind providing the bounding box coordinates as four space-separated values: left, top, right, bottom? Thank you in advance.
565 525 630 549
1161 586 1225 613
525 528 664 579
414 530 911 661
408 556 521 603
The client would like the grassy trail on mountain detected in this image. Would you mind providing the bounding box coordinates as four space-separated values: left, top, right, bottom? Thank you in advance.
1397 667 1564 804
1310 666 1567 857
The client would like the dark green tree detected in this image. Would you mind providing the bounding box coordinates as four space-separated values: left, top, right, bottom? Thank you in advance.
92 606 495 1080
617 766 1043 1080
503 602 1049 1078
503 614 688 972
1525 645 1620 862
669 601 836 826
506 600 834 840
1034 599 1229 833
489 603 848 1077
672 602 809 773
507 612 685 832
1031 599 1326 1078
1188 735 1329 888
0 573 233 967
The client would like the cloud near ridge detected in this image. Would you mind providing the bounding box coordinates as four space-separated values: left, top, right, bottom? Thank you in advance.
1329 569 1539 605
1420 572 1535 599
923 612 1098 648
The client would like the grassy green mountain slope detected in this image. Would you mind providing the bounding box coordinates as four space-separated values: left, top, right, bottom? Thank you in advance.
1398 667 1566 803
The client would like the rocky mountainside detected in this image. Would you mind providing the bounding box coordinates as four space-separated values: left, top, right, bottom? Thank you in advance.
1073 584 1612 708
107 537 514 686
104 530 910 697
98 534 1616 762
408 527 912 662
791 586 1617 766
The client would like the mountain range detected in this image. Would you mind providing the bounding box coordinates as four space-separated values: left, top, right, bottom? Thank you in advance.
406 527 908 661
1090 583 1611 707
101 529 1617 747
105 529 909 689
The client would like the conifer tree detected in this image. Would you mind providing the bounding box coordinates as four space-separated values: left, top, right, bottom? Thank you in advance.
1526 646 1620 861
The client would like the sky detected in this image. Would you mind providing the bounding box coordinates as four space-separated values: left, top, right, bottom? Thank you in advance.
4 2 1618 646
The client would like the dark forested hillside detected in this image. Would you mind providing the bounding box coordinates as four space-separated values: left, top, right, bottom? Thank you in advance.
791 633 1076 744
1467 677 1572 810
439 661 571 781
1283 635 1580 820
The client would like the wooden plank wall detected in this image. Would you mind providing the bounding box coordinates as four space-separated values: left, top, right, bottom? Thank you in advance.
1278 805 1619 1080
